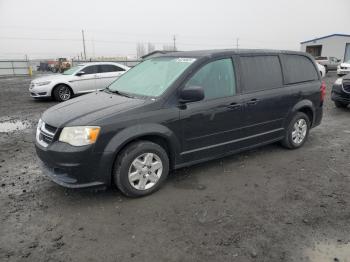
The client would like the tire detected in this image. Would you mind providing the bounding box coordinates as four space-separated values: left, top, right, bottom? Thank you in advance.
113 141 169 197
338 74 344 77
334 101 348 108
324 66 328 73
53 84 72 102
281 112 310 149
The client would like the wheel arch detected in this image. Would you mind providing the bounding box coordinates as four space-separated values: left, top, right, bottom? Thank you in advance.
105 124 180 172
288 100 315 127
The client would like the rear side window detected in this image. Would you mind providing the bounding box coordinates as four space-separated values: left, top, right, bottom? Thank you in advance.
240 55 283 93
283 55 318 84
98 64 125 73
185 58 236 100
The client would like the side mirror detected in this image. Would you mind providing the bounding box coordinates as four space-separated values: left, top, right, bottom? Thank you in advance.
76 71 85 76
179 85 204 103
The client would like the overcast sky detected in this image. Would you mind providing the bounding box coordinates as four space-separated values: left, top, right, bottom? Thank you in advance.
0 0 349 59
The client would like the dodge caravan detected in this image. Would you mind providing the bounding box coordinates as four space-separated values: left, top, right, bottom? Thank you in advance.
35 50 324 197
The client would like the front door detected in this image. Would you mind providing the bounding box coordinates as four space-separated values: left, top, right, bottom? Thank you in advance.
179 58 244 163
71 65 98 93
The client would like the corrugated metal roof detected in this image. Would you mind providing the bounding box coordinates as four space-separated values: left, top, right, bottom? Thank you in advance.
300 34 350 44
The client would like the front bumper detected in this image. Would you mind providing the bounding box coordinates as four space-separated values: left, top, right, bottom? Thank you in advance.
331 84 350 103
35 141 115 188
29 83 52 98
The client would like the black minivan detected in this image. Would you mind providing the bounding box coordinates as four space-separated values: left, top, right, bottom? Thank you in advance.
35 49 324 197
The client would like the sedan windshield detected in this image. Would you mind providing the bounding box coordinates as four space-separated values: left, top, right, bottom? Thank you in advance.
62 65 83 75
107 57 196 97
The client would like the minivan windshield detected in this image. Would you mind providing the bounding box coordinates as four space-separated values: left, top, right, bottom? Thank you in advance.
62 65 83 75
107 57 196 97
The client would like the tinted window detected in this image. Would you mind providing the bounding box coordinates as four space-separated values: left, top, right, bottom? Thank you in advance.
186 58 236 100
99 64 125 73
240 55 283 93
283 55 318 84
81 65 97 75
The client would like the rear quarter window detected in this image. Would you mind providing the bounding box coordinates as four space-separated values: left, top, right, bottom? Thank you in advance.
240 55 283 93
282 55 318 84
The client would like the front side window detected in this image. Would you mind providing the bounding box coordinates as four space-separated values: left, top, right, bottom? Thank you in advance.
108 57 196 97
81 65 98 75
185 58 236 100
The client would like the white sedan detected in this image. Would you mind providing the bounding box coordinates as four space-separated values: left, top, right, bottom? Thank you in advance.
29 62 130 102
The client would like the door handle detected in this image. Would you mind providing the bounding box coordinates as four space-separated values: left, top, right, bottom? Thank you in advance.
246 98 259 105
227 102 241 110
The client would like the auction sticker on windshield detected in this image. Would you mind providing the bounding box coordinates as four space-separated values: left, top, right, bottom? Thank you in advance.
176 58 196 63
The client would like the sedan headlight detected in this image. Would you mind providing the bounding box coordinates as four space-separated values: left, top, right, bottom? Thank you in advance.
59 126 101 146
334 78 343 85
35 81 51 86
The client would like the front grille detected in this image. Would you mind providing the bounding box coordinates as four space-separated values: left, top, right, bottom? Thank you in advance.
342 81 350 93
36 121 57 147
44 123 57 134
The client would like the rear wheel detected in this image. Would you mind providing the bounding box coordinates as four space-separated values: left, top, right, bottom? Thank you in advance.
324 65 328 73
53 84 72 102
281 112 310 149
113 141 169 197
335 101 348 108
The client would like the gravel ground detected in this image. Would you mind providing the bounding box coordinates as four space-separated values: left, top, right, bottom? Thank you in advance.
0 72 350 262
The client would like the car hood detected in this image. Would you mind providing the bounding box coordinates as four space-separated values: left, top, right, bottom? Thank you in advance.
42 91 147 127
32 74 71 83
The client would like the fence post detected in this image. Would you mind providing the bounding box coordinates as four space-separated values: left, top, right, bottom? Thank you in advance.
11 61 15 76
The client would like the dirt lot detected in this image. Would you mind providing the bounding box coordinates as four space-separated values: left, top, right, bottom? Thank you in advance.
0 72 349 262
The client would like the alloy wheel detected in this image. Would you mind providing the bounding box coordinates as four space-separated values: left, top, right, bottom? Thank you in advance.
128 153 163 190
291 119 307 144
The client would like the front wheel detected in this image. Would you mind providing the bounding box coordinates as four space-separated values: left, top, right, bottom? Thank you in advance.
281 112 310 149
113 141 169 197
53 85 72 102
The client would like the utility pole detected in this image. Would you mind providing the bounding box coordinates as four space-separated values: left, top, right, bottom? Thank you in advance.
92 37 95 59
82 30 87 60
173 35 176 51
236 38 239 50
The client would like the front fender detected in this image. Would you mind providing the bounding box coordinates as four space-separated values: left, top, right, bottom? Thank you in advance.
104 123 181 166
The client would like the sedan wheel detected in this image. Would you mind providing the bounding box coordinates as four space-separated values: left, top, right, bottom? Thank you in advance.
53 85 72 102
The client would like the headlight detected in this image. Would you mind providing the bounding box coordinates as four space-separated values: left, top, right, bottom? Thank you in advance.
35 81 51 86
59 126 101 146
334 78 343 85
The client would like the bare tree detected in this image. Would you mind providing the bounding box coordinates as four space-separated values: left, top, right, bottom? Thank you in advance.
136 43 146 58
147 42 155 54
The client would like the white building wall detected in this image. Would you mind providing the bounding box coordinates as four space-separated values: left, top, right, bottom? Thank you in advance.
300 35 350 61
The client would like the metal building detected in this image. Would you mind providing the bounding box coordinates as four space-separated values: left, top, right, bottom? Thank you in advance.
300 34 350 62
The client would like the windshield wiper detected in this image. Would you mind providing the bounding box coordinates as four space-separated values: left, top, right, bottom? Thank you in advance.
105 87 134 98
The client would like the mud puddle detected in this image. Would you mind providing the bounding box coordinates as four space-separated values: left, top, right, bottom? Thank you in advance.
305 240 350 262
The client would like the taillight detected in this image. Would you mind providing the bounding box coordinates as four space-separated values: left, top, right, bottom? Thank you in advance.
320 81 326 102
